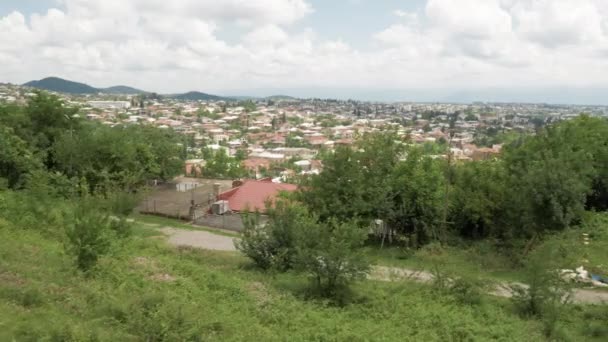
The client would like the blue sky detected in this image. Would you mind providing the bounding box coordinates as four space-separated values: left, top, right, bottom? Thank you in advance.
1 0 608 104
0 0 58 16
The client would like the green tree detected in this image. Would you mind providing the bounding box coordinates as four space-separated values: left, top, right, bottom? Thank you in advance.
26 91 79 153
236 200 316 271
449 160 508 239
0 127 42 189
503 123 595 237
387 147 445 246
296 219 370 298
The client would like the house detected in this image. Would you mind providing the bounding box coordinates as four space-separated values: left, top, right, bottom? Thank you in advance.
216 179 298 213
184 159 205 177
242 157 272 173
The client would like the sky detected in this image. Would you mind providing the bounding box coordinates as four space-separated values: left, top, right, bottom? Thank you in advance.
1 0 608 104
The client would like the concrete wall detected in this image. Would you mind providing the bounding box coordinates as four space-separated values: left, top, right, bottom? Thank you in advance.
194 213 268 233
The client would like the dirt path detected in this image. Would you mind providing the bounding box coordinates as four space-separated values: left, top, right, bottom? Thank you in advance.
159 227 237 251
372 266 608 304
156 226 608 304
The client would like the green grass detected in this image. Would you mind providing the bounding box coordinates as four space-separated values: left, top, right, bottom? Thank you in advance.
363 241 524 283
132 213 239 237
364 212 608 287
1 221 607 341
550 212 608 275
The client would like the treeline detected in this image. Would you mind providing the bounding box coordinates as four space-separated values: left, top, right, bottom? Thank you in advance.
301 115 608 245
1 92 184 272
1 92 184 193
238 115 608 297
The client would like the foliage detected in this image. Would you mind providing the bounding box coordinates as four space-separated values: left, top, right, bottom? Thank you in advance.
239 100 257 113
510 246 573 329
449 160 508 239
0 92 183 195
64 199 113 272
503 119 597 237
388 147 445 246
300 132 407 224
238 200 369 299
202 148 246 179
236 200 318 271
296 219 369 299
1 222 574 341
0 126 42 189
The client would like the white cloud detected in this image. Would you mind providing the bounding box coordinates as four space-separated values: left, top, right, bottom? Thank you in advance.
512 0 604 48
243 25 289 46
1 0 608 95
426 0 513 39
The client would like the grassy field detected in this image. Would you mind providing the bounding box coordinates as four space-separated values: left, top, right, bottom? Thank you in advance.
1 218 607 341
364 212 608 287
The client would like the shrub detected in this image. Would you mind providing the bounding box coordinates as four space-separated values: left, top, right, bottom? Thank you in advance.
236 200 317 271
235 212 275 270
65 200 112 272
450 277 486 306
510 247 573 338
296 219 370 299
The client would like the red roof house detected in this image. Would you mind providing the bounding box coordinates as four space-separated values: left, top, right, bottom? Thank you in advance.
216 179 298 213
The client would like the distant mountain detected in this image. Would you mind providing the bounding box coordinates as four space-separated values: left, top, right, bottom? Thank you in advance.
101 85 146 94
171 91 230 101
23 77 149 95
24 77 99 94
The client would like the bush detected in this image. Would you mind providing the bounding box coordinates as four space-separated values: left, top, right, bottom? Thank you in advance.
296 219 370 299
236 200 317 271
238 202 370 301
65 200 113 272
449 277 485 306
235 212 275 270
429 263 486 306
510 248 573 338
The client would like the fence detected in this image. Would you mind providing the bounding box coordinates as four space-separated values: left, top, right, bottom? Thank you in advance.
136 179 233 219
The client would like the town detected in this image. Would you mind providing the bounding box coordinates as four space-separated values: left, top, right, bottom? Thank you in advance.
2 81 607 184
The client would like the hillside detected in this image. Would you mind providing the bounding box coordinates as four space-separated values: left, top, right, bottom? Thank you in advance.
24 77 147 95
24 77 99 94
0 220 546 341
171 91 230 101
100 85 146 94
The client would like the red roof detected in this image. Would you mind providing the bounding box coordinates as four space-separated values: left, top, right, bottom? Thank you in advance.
217 180 297 212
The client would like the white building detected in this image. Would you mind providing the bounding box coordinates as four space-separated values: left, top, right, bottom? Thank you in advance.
87 101 131 110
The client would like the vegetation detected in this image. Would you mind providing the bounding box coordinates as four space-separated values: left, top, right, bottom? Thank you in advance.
1 92 607 340
200 148 246 179
298 116 608 246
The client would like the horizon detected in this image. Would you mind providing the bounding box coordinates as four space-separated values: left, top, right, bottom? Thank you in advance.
2 1 608 105
15 76 608 106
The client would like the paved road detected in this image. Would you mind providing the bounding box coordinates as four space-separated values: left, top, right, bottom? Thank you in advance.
157 226 608 304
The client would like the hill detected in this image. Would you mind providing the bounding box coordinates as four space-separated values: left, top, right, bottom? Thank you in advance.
100 85 146 94
24 77 99 94
0 217 550 341
171 91 230 101
23 77 148 95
